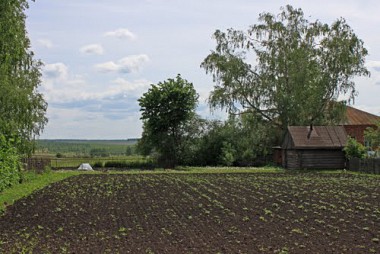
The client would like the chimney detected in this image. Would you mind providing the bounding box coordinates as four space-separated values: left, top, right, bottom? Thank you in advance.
307 123 313 139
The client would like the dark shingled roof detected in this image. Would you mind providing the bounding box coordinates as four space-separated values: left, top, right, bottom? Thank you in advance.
284 126 347 149
342 106 380 126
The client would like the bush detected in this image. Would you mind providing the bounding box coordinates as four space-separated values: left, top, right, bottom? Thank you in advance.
43 165 52 174
344 137 366 160
0 135 21 192
93 161 103 168
219 142 236 166
104 160 155 170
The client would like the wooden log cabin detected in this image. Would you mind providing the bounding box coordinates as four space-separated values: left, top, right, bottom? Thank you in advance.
281 126 348 169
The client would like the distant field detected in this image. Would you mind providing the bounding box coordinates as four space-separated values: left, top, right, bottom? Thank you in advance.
50 155 148 168
35 139 138 157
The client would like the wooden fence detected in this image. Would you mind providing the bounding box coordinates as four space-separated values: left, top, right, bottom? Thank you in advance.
348 158 380 175
22 158 51 172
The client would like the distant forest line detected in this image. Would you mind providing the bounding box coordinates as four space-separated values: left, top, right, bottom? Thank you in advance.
35 139 139 157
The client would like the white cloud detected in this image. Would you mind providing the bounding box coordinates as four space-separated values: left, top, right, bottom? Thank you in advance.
93 78 150 99
42 106 142 139
40 61 151 104
37 39 53 48
104 28 136 40
95 54 150 74
112 78 150 93
43 63 68 80
363 60 380 87
41 62 89 103
95 61 120 72
80 44 104 55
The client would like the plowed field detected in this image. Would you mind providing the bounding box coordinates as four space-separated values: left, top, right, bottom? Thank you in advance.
0 173 379 253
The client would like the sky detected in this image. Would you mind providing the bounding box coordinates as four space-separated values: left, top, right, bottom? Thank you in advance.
25 0 380 139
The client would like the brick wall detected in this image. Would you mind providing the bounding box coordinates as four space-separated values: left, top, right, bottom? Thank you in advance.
343 125 373 144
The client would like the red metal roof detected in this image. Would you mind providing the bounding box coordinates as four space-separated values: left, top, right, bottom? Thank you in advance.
285 126 347 149
342 106 380 126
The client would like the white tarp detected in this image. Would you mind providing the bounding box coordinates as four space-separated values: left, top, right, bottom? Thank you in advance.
78 163 93 171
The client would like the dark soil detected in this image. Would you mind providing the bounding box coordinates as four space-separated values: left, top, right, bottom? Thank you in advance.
0 173 379 253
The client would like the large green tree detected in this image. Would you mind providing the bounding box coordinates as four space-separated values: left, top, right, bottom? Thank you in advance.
173 113 276 167
191 114 276 167
138 75 198 168
0 0 47 154
201 5 369 132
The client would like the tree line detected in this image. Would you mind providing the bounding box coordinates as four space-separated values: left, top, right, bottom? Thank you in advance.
138 5 371 168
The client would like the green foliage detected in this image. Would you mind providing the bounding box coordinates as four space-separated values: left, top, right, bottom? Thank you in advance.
138 74 198 168
42 165 52 174
0 135 21 192
90 148 109 157
201 5 369 132
178 114 276 167
344 137 366 160
0 0 48 154
185 119 226 166
230 113 278 166
125 146 133 156
220 142 236 166
104 160 155 170
36 140 137 157
50 156 145 168
364 121 380 152
92 161 104 168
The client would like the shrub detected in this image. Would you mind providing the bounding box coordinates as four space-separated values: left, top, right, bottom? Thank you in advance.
43 165 52 174
219 142 236 166
104 161 126 168
344 137 366 160
104 160 155 170
0 135 21 192
93 161 103 168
